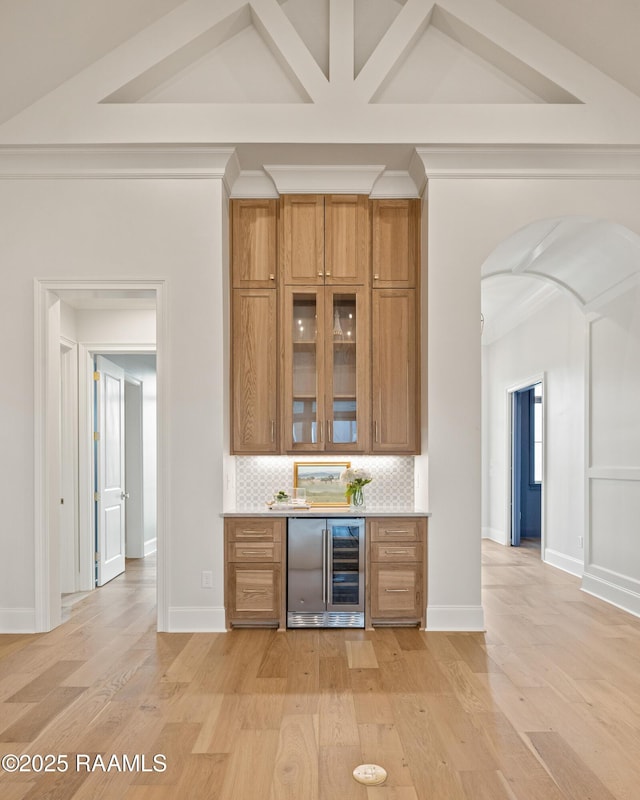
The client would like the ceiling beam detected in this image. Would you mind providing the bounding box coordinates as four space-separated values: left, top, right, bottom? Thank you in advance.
354 0 436 104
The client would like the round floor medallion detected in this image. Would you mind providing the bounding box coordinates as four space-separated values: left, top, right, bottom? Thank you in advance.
352 764 388 786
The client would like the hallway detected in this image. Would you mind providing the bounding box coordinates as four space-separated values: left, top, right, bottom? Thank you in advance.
1 545 639 799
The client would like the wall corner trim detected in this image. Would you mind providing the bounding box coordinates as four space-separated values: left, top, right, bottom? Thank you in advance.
0 608 37 633
582 569 640 619
426 604 485 631
166 606 227 633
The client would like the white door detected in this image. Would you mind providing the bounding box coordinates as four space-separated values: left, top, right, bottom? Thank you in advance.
95 356 127 585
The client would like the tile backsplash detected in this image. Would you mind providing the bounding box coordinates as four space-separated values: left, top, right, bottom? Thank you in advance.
235 455 414 511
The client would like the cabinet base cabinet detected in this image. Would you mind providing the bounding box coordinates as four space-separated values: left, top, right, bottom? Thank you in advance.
367 517 427 628
225 518 285 630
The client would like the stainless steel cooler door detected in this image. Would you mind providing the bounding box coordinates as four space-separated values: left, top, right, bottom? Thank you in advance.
287 518 325 615
327 518 365 613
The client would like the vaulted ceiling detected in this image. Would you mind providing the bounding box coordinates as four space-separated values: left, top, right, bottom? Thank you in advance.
1 0 639 147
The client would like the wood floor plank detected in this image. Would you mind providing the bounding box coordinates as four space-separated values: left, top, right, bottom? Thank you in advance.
527 730 617 800
0 686 85 742
270 714 318 800
346 640 379 669
319 745 366 800
358 723 413 787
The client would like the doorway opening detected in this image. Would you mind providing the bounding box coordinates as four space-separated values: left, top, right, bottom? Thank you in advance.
35 280 166 633
510 381 543 550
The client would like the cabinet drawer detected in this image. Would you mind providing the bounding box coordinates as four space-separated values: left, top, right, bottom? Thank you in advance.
228 541 281 563
370 563 421 618
371 542 422 563
226 518 283 543
233 567 278 613
370 518 424 542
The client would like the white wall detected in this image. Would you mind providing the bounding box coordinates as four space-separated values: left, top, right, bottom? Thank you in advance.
584 285 640 615
0 177 226 632
426 176 640 631
481 289 586 575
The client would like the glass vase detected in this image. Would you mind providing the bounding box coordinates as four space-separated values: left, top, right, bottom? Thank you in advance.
350 486 365 509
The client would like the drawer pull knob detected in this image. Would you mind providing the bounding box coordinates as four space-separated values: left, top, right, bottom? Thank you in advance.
384 549 409 555
239 530 267 535
240 550 266 555
242 589 268 594
383 529 409 534
385 588 409 593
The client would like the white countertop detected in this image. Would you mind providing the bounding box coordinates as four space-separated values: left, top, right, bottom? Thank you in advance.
222 508 430 517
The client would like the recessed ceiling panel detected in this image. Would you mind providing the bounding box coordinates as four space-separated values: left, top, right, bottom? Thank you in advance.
137 26 307 103
103 6 309 104
280 0 330 78
355 0 405 76
373 7 579 104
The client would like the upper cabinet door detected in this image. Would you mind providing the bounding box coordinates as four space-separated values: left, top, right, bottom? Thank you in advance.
371 289 419 454
231 199 278 288
372 199 420 288
282 195 325 285
232 289 278 454
324 195 368 285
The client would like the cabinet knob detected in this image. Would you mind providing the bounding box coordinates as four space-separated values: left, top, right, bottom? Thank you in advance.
269 274 275 280
318 272 324 277
325 271 331 277
374 274 379 280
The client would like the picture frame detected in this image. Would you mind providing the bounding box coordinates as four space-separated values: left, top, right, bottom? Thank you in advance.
293 461 350 506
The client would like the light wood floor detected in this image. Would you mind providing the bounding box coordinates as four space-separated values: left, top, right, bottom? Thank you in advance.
2 543 640 799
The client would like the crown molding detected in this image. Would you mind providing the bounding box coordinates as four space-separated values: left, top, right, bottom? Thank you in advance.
416 145 640 179
0 145 236 179
370 170 420 198
229 170 279 198
263 164 386 194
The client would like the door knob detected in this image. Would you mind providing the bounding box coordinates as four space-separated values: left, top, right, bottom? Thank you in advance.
121 491 130 500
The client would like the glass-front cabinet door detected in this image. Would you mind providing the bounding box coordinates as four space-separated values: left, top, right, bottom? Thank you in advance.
283 287 326 451
283 286 368 453
324 286 368 452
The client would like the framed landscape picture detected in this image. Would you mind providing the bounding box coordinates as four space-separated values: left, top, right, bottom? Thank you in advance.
293 461 350 506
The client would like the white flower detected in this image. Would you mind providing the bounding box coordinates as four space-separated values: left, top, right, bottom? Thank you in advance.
341 467 373 486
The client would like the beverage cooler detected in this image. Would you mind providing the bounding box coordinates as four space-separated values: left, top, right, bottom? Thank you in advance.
287 517 365 628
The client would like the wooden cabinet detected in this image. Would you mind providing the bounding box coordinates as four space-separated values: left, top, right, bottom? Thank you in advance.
229 193 421 455
231 289 278 454
225 518 285 629
282 194 368 285
371 289 419 453
368 517 427 627
372 199 420 288
282 284 369 452
231 199 278 288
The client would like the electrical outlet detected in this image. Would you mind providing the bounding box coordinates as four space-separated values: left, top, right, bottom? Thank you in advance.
578 536 583 548
201 570 213 588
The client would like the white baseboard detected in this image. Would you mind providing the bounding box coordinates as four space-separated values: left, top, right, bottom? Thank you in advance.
544 548 584 578
482 526 506 545
0 608 37 633
582 569 640 619
167 605 226 632
426 605 485 631
144 538 157 557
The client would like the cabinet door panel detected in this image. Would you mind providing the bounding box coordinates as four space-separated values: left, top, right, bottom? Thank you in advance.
370 563 421 618
232 290 278 453
282 286 326 451
232 566 279 614
325 195 368 285
282 195 325 285
231 199 277 287
372 199 419 288
324 286 369 452
372 289 419 453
